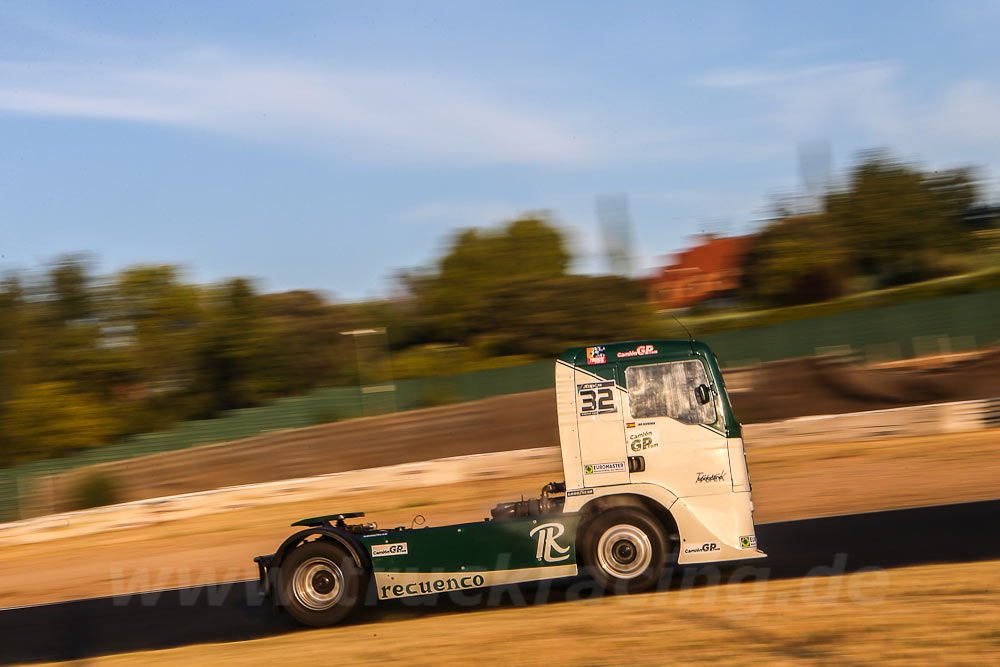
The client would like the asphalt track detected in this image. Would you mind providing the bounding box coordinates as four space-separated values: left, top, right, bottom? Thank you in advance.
2 498 999 664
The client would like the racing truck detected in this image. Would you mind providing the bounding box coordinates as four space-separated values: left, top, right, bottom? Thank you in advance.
254 339 765 626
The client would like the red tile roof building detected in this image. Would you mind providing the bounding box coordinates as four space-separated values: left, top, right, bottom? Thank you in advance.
649 235 751 310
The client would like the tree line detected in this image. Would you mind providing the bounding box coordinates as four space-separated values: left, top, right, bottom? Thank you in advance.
740 151 993 307
0 218 654 464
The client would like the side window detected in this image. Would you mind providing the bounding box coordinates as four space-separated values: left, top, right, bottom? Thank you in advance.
625 360 717 425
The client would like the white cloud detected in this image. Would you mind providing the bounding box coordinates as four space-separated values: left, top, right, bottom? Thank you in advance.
696 61 904 137
695 62 864 89
694 60 1000 169
0 51 593 167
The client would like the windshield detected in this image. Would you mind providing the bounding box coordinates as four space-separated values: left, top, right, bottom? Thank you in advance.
625 360 717 426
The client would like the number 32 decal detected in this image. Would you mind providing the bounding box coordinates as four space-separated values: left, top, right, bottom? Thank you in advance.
578 381 617 416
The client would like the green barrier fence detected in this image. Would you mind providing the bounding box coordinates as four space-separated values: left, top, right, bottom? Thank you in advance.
701 289 1000 367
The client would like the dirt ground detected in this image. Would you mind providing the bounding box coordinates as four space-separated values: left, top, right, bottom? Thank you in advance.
730 347 1000 422
2 430 999 609
33 558 1000 666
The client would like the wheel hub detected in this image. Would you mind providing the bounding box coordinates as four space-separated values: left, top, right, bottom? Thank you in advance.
292 557 345 610
596 524 653 580
612 539 637 564
312 571 335 595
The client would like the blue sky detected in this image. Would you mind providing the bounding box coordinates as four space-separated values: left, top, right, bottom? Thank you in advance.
1 1 998 299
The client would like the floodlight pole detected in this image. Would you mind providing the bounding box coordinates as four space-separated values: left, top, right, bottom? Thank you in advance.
339 327 396 416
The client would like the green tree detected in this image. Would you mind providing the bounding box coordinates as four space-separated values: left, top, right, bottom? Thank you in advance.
421 215 571 342
27 256 123 398
194 278 284 414
743 214 850 307
0 276 29 464
107 265 206 431
476 275 656 356
825 152 978 287
259 290 359 391
4 382 117 461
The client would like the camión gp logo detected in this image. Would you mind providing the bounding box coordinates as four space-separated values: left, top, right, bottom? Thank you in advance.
529 522 571 563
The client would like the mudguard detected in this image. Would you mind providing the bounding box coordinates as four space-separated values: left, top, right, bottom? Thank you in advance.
259 526 372 597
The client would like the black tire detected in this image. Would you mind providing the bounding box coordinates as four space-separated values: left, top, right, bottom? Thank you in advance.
278 540 365 627
579 507 668 594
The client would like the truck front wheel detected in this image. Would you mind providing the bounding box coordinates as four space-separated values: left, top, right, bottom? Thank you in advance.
581 508 667 594
278 540 365 626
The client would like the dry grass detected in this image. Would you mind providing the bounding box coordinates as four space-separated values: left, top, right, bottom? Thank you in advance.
31 559 1000 666
1 430 998 608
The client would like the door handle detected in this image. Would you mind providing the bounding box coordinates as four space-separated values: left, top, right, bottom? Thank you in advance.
628 456 645 473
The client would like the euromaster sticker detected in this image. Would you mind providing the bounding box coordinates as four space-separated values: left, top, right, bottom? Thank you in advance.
584 461 626 475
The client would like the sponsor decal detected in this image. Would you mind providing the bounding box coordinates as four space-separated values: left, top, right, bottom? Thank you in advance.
740 535 757 549
586 346 606 365
529 522 571 563
577 381 616 416
695 471 727 483
627 428 660 453
380 574 486 599
683 542 721 554
371 542 408 557
584 461 626 475
616 344 658 359
566 488 594 497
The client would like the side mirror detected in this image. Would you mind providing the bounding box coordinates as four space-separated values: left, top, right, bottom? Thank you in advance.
694 384 711 405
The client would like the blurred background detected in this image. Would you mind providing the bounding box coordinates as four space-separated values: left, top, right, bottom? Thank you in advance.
1 2 999 518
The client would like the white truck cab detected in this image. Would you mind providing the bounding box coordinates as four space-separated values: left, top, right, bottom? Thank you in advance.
554 340 764 564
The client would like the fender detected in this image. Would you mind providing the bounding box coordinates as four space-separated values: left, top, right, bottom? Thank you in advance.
263 527 372 597
571 488 680 539
564 482 680 518
272 526 371 569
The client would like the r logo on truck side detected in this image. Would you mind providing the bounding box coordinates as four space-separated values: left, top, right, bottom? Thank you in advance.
529 522 571 563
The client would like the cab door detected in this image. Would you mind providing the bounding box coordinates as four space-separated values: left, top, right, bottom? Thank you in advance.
617 358 731 498
574 368 630 488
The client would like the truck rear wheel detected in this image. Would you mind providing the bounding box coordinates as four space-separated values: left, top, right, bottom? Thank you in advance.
279 540 365 627
581 507 667 594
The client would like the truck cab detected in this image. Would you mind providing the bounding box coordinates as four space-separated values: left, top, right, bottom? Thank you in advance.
554 340 763 563
257 339 765 626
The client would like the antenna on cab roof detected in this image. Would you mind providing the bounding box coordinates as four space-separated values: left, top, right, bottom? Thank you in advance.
672 315 693 341
672 315 697 356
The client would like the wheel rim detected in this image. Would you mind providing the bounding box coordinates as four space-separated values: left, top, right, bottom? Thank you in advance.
596 524 652 579
291 557 345 610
